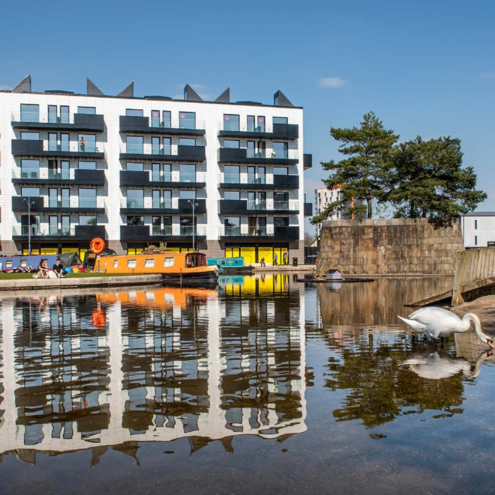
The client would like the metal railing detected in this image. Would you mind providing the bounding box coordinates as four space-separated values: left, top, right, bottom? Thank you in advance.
13 226 75 236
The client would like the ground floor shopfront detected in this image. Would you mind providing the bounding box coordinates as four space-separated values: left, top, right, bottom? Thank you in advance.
224 243 291 265
19 242 91 260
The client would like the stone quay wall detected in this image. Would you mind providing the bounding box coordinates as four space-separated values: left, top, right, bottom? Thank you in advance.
317 218 465 276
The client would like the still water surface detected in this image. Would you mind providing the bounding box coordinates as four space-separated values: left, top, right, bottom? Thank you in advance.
0 274 494 494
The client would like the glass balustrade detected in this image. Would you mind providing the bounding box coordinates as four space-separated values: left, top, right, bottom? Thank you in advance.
152 226 173 236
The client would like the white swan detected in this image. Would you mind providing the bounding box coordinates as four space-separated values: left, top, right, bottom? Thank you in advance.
403 350 491 380
398 307 494 348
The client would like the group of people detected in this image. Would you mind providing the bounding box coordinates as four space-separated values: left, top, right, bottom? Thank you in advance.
260 252 289 267
34 259 67 279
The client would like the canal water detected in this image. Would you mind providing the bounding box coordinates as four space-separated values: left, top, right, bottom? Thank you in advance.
0 274 494 494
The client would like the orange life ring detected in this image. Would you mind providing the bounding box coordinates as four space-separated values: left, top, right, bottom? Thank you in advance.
90 238 105 255
91 308 106 327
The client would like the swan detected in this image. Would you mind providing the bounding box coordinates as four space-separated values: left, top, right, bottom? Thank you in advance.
403 350 492 380
398 307 494 348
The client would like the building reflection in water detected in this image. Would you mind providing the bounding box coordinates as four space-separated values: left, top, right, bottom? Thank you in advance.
0 275 306 464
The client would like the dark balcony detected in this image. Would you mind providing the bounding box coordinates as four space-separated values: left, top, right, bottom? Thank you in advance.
12 225 106 242
218 148 298 165
273 175 299 189
121 225 206 241
120 199 206 215
120 144 206 162
119 170 206 188
304 202 313 217
304 153 312 170
119 116 205 136
220 226 300 241
12 196 105 214
219 123 298 140
12 139 104 159
219 174 299 190
12 113 105 132
13 169 105 186
219 199 299 215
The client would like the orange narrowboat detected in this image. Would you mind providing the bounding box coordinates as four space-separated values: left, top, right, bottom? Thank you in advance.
93 251 218 285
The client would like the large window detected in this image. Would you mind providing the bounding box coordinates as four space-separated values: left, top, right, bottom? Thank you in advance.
127 162 144 172
163 111 171 128
273 116 288 125
180 216 193 235
126 136 144 154
79 215 97 225
60 106 69 124
224 165 240 184
223 114 240 131
179 138 196 146
126 109 143 117
225 191 240 200
274 192 289 209
78 106 96 115
272 142 288 159
224 140 240 149
179 164 196 182
21 187 40 197
79 188 97 208
48 105 57 123
127 216 144 226
180 190 196 200
61 189 70 207
274 217 289 227
79 161 96 170
247 115 255 132
48 187 59 208
127 189 144 208
20 104 39 122
224 217 240 236
273 167 288 175
256 116 265 132
21 160 40 179
79 134 96 152
179 112 195 129
21 132 39 140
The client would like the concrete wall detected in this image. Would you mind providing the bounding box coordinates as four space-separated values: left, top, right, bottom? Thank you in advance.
317 218 465 276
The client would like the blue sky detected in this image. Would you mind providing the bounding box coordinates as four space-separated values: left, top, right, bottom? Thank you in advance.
1 0 494 233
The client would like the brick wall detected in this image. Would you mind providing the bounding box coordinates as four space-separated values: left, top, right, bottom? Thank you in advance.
317 218 464 275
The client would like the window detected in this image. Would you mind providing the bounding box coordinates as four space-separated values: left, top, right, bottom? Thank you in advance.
127 216 144 226
273 142 288 159
273 116 288 124
225 191 240 200
79 134 96 152
20 104 39 122
224 217 240 235
113 260 119 268
21 187 40 197
21 132 39 140
126 109 143 117
20 259 27 268
475 236 478 246
475 220 478 229
61 215 70 233
152 190 161 208
126 136 144 154
179 112 195 129
151 137 161 154
257 116 266 132
247 115 255 132
163 111 171 128
79 215 97 225
127 259 137 268
180 164 196 182
60 106 69 124
61 133 69 152
61 188 70 207
224 165 240 183
273 167 288 175
179 138 196 146
48 105 57 123
224 140 240 149
49 215 58 235
180 190 196 199
21 160 40 178
164 257 175 267
79 161 96 170
127 189 144 208
151 110 160 127
275 217 289 227
79 188 96 208
127 162 144 172
223 114 240 131
145 259 155 268
163 137 171 154
247 140 255 158
78 106 96 114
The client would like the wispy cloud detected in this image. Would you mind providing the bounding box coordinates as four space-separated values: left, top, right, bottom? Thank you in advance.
480 71 495 80
0 84 11 90
317 77 346 88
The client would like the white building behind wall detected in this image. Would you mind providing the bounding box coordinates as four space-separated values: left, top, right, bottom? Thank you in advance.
0 75 312 263
314 186 343 238
461 212 495 248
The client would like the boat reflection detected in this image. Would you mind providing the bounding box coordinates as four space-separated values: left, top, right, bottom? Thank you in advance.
0 279 307 464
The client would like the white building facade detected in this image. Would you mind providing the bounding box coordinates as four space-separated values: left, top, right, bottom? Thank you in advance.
461 212 495 248
314 185 342 238
0 76 312 263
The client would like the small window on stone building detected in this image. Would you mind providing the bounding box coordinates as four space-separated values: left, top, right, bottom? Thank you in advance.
475 236 478 246
475 220 478 229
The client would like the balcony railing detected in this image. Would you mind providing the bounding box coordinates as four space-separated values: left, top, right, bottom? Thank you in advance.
13 226 75 236
219 173 269 185
150 118 205 130
47 142 99 153
220 226 299 239
151 226 173 236
151 200 173 209
121 143 206 160
12 139 104 155
12 112 104 130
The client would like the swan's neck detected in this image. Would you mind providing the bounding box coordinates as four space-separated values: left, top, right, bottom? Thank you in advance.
462 313 488 342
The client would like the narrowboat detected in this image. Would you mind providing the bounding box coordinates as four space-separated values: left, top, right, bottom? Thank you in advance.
206 256 254 275
95 251 218 285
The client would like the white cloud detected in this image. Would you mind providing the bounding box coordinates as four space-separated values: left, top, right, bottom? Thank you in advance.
317 77 346 88
0 84 11 90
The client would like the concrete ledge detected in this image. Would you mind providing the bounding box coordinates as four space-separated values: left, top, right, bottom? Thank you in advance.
0 275 163 291
253 265 315 273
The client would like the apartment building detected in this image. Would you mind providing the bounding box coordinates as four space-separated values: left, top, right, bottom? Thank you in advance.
314 185 343 238
0 75 313 263
461 212 495 248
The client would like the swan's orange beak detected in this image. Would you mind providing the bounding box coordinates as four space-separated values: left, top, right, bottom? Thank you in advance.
487 339 495 349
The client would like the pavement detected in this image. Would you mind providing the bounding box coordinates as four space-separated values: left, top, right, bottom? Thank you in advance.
252 264 316 273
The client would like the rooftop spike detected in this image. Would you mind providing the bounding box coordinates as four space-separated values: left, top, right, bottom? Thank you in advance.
87 78 104 96
274 90 294 107
215 87 230 103
184 84 203 102
12 74 31 93
118 81 134 98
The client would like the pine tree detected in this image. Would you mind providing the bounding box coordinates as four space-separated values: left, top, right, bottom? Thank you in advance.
388 136 487 227
311 112 399 224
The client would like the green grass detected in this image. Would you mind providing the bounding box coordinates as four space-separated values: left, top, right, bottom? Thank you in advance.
0 272 150 280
